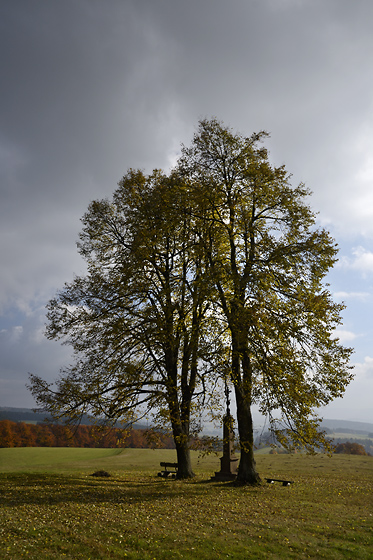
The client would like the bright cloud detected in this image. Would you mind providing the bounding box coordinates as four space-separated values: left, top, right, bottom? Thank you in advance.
333 329 359 343
352 247 373 272
333 291 370 301
338 247 373 274
353 356 373 380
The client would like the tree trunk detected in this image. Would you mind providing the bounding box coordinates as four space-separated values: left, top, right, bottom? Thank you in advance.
234 385 261 484
175 434 195 479
168 386 195 479
230 326 261 485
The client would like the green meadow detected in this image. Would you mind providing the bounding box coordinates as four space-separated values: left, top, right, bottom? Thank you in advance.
0 448 372 559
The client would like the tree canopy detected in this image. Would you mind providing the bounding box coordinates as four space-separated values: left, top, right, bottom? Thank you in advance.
29 118 354 483
29 168 225 478
177 118 353 482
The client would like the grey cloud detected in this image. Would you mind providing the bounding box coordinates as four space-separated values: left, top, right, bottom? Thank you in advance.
0 305 72 407
1 0 373 413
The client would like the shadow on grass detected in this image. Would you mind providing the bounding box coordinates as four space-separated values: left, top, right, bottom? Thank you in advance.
0 472 264 508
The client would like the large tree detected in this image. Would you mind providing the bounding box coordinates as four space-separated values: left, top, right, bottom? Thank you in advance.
29 169 216 478
178 118 354 484
29 118 354 485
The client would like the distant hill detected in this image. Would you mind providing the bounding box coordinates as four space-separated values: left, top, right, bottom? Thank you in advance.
252 417 373 455
0 407 54 424
252 416 373 436
2 407 372 436
320 418 373 435
0 407 148 430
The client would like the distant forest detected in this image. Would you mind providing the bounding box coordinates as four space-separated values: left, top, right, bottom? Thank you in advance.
0 420 175 449
1 419 372 455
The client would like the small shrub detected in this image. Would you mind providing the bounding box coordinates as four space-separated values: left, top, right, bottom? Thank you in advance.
90 470 111 477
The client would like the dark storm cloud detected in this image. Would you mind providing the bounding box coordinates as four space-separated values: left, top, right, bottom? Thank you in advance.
1 0 373 413
0 0 184 311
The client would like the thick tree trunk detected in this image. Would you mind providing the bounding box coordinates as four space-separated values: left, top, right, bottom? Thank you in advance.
175 436 195 479
230 325 261 485
168 386 195 479
234 385 261 484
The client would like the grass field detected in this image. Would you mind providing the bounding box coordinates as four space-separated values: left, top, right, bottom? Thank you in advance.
0 448 372 559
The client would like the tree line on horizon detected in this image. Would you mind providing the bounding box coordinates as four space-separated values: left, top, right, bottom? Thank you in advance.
1 419 370 455
0 420 175 449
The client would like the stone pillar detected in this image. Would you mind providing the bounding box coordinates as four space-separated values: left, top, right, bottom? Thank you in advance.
212 413 238 481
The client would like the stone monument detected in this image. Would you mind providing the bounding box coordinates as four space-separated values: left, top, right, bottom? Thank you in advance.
212 381 238 481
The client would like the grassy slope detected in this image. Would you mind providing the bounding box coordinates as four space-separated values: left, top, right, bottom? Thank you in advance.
0 449 372 560
0 447 122 472
0 447 218 473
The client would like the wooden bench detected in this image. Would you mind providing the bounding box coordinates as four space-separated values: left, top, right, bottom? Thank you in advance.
158 462 178 478
266 478 294 487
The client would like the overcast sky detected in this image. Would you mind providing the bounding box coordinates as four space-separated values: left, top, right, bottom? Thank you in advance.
1 0 373 424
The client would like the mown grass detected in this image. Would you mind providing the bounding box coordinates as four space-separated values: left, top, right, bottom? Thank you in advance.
0 449 372 559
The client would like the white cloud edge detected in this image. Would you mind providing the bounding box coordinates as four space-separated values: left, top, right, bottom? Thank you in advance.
337 246 373 274
333 291 370 301
333 329 360 343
